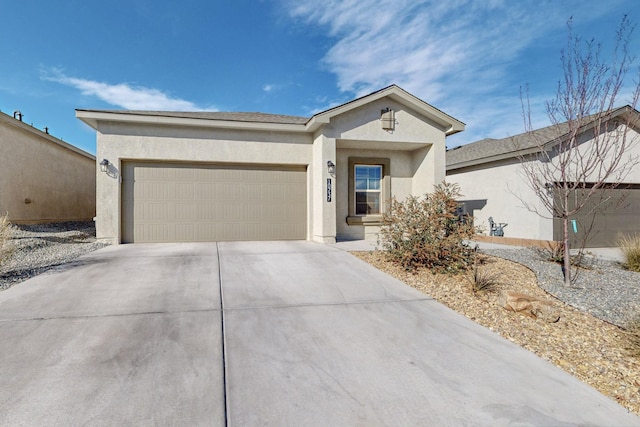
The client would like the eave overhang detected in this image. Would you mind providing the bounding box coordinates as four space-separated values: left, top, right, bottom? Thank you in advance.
76 110 309 133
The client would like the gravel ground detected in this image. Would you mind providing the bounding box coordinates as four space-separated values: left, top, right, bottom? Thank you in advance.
0 221 108 291
484 247 640 329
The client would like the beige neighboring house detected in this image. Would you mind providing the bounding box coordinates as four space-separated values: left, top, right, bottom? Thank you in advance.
76 85 464 244
0 111 96 224
447 106 640 247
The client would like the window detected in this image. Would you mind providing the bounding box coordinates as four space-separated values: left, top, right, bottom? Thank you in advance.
355 165 382 215
347 157 390 225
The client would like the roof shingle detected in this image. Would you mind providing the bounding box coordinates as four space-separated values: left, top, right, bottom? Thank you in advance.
446 106 635 169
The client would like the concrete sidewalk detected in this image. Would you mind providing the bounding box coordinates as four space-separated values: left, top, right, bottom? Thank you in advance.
0 241 638 425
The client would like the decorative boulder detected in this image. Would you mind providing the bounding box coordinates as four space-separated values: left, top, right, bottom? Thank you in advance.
499 290 560 323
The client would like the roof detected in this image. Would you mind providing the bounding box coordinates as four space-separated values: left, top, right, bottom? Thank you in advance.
77 85 465 136
80 110 309 125
446 106 637 171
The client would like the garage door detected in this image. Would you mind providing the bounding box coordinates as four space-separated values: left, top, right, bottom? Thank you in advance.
122 162 307 243
553 187 640 247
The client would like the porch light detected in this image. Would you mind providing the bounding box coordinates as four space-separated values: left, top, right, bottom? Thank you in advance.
100 159 110 173
327 161 336 175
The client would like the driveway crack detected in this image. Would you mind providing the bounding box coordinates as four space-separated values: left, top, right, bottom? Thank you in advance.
217 242 229 427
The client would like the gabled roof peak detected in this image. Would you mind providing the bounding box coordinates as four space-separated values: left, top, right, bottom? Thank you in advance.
307 84 465 135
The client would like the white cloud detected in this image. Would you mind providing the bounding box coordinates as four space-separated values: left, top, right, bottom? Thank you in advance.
284 0 623 143
43 69 213 111
263 84 274 92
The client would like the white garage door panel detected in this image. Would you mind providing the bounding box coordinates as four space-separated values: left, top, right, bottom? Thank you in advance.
122 162 307 243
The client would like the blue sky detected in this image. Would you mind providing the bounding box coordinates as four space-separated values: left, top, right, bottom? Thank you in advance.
1 0 639 155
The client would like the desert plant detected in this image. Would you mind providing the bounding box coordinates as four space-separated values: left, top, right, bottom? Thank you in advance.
535 240 590 271
620 315 640 359
535 241 566 264
0 213 13 268
617 234 640 272
378 182 477 273
470 258 500 294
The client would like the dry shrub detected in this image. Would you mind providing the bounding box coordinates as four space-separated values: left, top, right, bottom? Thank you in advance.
0 213 13 267
617 234 640 272
536 241 565 263
378 182 476 273
535 240 588 269
470 258 501 294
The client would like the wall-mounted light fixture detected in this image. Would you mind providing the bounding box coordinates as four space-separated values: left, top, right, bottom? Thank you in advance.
381 108 395 131
327 160 336 175
100 159 110 173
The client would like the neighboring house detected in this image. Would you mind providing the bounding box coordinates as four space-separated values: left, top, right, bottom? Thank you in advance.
76 85 464 244
447 106 640 247
0 111 96 224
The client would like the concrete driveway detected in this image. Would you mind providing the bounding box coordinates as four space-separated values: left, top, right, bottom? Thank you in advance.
0 241 638 426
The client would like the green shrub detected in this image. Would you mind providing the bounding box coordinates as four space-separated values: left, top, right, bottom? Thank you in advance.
617 234 640 272
378 182 476 273
0 213 13 268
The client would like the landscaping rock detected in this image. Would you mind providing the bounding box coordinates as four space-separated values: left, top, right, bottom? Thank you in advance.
499 290 560 323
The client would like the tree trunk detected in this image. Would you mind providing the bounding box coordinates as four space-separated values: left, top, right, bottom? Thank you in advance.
563 216 571 286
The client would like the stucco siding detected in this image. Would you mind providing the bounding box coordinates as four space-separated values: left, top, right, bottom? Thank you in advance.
325 98 448 145
447 159 553 240
336 148 434 241
0 115 95 223
96 123 313 243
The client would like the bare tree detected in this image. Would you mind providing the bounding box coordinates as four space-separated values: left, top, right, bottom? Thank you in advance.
519 16 640 286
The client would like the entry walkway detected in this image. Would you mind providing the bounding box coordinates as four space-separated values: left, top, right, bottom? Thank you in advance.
0 242 637 425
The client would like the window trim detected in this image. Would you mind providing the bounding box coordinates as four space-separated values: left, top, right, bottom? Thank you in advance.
347 157 390 225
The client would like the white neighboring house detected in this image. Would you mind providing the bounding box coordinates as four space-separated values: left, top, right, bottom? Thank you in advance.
446 106 640 247
77 85 464 244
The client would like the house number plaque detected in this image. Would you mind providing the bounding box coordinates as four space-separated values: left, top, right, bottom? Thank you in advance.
327 178 332 202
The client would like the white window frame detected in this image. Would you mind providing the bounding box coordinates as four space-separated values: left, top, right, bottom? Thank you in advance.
354 164 382 216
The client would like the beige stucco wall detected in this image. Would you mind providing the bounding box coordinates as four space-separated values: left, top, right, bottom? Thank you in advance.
0 115 95 224
95 122 313 243
447 158 553 240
